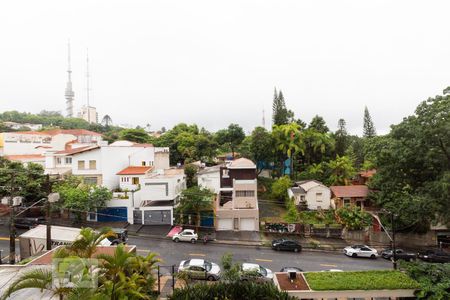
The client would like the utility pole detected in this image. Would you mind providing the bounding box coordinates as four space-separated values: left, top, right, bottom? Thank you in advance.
8 172 16 265
45 175 52 251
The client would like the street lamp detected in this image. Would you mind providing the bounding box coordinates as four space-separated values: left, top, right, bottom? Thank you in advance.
46 192 60 250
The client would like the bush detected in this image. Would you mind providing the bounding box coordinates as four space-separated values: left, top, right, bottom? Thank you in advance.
271 176 292 202
169 281 295 300
336 206 372 230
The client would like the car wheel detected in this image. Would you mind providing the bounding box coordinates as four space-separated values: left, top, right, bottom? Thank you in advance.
207 275 215 281
191 238 196 244
294 248 300 253
352 253 357 258
370 254 376 259
111 241 118 246
174 238 179 243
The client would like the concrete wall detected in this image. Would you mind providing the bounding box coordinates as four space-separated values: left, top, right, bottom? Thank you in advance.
233 181 257 209
198 170 221 193
343 229 439 248
304 185 332 210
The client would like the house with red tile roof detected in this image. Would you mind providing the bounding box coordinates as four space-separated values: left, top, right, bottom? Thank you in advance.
330 185 369 209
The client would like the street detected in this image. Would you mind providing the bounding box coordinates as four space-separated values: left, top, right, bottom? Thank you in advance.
0 225 392 271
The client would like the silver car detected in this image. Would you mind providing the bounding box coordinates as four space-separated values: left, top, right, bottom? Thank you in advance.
240 263 273 283
178 259 221 281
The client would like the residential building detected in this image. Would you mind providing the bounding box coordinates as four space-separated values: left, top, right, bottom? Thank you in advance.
0 129 103 166
330 185 369 209
78 105 98 124
199 158 259 231
353 169 376 185
287 180 332 210
2 121 43 131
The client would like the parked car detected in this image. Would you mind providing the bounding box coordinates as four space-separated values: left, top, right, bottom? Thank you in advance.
172 229 198 243
321 269 344 272
15 217 45 229
280 266 303 273
418 249 450 263
344 245 378 258
272 239 302 253
381 248 416 261
240 263 273 283
107 228 128 245
178 259 221 281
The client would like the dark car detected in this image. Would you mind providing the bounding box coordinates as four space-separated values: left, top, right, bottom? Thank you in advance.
272 239 302 253
15 217 45 229
381 249 417 261
107 228 128 245
418 249 450 263
280 267 304 273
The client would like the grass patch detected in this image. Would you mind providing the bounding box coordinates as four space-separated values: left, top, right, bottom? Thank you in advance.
304 270 420 291
299 210 337 225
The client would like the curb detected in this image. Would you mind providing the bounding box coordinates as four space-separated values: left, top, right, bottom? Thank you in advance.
128 232 343 253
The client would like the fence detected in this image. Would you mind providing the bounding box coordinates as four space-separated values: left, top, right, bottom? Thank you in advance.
156 265 177 295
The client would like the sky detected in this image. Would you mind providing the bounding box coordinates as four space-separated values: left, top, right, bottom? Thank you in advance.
0 1 449 135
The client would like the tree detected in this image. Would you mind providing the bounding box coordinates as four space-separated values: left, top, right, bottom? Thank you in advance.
118 128 150 143
101 115 113 127
303 128 334 165
215 124 245 158
308 115 329 133
67 227 115 258
177 187 214 230
336 206 372 230
327 155 355 186
184 164 198 188
272 88 292 126
363 106 376 138
335 118 349 157
249 127 274 174
272 123 305 177
283 199 300 223
370 91 450 231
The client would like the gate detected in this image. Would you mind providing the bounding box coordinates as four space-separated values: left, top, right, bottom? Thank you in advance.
133 209 142 224
156 265 177 295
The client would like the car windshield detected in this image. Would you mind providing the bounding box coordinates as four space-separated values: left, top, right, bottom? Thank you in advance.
204 261 212 271
183 260 190 267
259 266 267 276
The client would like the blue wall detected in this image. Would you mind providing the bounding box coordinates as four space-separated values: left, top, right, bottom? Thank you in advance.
97 207 127 222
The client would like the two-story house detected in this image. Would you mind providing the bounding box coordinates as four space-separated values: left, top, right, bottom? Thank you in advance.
198 158 259 231
287 180 333 210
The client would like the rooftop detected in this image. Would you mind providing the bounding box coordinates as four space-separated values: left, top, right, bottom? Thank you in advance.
295 180 326 192
330 185 369 198
4 154 44 161
54 145 99 155
227 158 256 169
117 166 153 175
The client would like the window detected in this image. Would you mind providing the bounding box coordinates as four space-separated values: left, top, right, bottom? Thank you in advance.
65 157 72 164
222 169 229 178
316 192 323 202
89 160 96 170
78 160 85 170
234 218 239 230
84 177 98 185
87 212 97 221
235 190 255 197
149 161 154 166
300 195 305 201
56 157 62 165
142 161 146 166
132 177 139 185
343 198 351 206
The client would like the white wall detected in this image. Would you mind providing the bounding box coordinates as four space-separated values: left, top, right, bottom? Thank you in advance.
305 185 332 210
198 171 220 193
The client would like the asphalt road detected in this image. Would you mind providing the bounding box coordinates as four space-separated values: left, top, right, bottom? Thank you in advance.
0 226 393 272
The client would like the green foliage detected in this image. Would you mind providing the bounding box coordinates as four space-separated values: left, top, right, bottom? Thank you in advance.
169 281 295 300
308 115 329 134
118 128 151 143
327 155 355 186
363 106 377 138
304 270 419 291
0 158 46 204
299 210 337 225
370 92 450 230
334 118 349 157
184 164 198 188
400 261 450 300
215 123 245 158
271 176 292 202
272 88 294 126
303 128 334 165
249 127 274 173
177 186 214 228
336 206 372 230
283 199 300 223
220 253 241 282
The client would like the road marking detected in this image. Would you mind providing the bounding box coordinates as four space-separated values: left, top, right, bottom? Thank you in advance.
0 237 19 241
320 264 337 267
255 258 272 262
189 253 206 257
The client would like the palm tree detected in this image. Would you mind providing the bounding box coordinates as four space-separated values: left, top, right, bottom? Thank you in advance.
327 155 356 185
0 268 76 300
303 129 335 165
68 227 115 258
272 123 305 177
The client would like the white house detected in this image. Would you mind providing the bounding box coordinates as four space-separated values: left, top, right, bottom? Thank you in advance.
288 180 332 210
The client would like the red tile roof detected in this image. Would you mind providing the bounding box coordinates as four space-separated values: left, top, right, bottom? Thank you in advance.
359 169 376 178
117 166 153 175
5 154 45 161
55 145 100 155
7 131 50 135
330 185 369 198
42 129 102 136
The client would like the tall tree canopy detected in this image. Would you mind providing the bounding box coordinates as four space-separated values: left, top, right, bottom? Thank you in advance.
334 118 349 157
370 91 450 231
308 115 329 134
215 123 245 158
272 88 293 126
363 106 377 138
249 127 274 174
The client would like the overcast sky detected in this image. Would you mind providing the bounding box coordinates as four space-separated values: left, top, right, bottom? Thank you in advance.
0 1 449 135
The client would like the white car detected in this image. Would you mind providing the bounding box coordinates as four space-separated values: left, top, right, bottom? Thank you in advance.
172 229 198 243
344 244 378 259
178 259 221 281
240 263 274 282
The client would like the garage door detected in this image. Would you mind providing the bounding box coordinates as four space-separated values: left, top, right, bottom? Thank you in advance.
143 210 172 225
217 218 233 230
240 218 255 231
